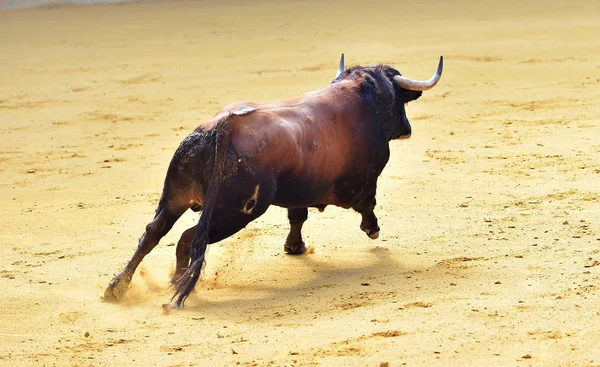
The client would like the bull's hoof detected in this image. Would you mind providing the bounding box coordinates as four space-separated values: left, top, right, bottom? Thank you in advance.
103 276 130 302
367 231 379 239
284 241 307 255
162 303 179 314
360 224 380 240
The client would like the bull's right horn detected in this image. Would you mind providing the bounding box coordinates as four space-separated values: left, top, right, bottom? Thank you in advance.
334 53 345 79
393 55 443 91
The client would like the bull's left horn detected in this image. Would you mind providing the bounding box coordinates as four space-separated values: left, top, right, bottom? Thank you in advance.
334 53 345 79
393 55 443 91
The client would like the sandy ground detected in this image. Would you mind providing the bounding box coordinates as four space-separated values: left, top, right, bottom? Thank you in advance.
1 0 600 365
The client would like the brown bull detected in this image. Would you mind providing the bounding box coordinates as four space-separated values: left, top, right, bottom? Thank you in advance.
104 54 443 308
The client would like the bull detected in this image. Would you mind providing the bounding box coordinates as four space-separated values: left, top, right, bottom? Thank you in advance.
104 54 443 308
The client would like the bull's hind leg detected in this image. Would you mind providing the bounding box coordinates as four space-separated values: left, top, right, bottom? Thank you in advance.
207 176 276 243
171 225 196 285
171 176 277 308
172 207 275 289
284 208 308 254
104 197 189 301
354 191 380 240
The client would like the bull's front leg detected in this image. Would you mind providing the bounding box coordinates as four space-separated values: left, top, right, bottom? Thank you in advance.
284 207 308 254
354 194 380 240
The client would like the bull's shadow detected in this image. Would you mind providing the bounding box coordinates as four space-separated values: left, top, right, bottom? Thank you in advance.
174 243 475 318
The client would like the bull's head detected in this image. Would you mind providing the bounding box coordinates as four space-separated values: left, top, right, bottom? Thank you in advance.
333 53 443 91
333 54 443 140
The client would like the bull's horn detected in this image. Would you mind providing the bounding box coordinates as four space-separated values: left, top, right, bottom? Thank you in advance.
334 53 345 79
393 55 443 91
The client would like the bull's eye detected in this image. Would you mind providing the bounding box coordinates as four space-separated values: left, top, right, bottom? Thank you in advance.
245 199 256 211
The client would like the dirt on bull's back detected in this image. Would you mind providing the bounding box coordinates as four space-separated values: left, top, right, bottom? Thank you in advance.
1 0 600 365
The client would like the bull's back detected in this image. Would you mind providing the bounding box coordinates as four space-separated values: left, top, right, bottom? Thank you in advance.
228 101 368 207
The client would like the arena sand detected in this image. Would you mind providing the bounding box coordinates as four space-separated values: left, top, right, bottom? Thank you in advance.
1 0 599 365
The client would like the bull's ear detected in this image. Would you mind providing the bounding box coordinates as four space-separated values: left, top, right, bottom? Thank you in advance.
405 90 422 103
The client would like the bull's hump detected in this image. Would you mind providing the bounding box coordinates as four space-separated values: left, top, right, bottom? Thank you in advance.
214 102 259 119
231 104 258 116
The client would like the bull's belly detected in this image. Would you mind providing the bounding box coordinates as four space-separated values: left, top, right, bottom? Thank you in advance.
271 193 348 209
271 177 353 209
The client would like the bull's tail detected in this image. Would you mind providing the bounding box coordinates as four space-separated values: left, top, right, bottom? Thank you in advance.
172 118 232 308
